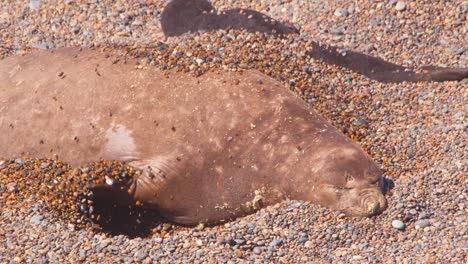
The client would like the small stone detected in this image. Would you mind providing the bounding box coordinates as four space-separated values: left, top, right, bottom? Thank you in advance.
29 0 40 10
166 247 176 253
195 58 204 65
415 219 430 229
304 241 313 248
30 214 44 225
418 213 428 220
334 8 348 17
196 239 203 247
269 239 283 247
14 158 24 164
6 182 16 192
135 251 147 261
442 105 449 113
234 239 246 245
39 162 50 169
105 176 114 185
253 247 262 255
443 143 451 152
195 249 204 258
392 220 405 230
235 234 244 239
395 1 406 11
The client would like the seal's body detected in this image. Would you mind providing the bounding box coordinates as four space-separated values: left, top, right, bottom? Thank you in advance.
0 48 386 225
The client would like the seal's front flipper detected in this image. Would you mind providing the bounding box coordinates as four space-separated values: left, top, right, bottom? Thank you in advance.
127 157 180 207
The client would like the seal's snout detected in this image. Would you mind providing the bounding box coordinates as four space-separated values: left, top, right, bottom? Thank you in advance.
361 189 387 216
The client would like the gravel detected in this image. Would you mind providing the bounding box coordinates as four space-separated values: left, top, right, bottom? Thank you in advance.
0 0 467 263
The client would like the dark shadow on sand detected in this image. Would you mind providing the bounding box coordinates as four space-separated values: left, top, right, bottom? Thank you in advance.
307 42 468 83
383 177 395 195
87 184 163 238
161 0 299 37
161 0 468 83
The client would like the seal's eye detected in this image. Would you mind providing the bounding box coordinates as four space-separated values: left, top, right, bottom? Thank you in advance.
334 186 351 192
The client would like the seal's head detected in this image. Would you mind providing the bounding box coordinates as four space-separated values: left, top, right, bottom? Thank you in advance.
308 147 387 217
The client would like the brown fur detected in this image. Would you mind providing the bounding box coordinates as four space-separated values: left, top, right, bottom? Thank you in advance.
0 48 386 225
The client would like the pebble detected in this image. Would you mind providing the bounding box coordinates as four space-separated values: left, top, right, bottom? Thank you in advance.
30 214 44 225
135 251 148 261
253 247 262 255
415 219 431 229
269 239 283 247
304 241 313 248
395 1 406 11
334 8 348 17
392 220 405 230
29 0 40 11
443 143 451 152
196 239 203 246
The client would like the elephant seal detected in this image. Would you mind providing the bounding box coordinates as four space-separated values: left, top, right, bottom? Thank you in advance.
0 48 386 225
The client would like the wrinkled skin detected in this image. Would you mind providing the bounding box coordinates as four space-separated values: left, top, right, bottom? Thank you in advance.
304 148 387 217
1 48 386 225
